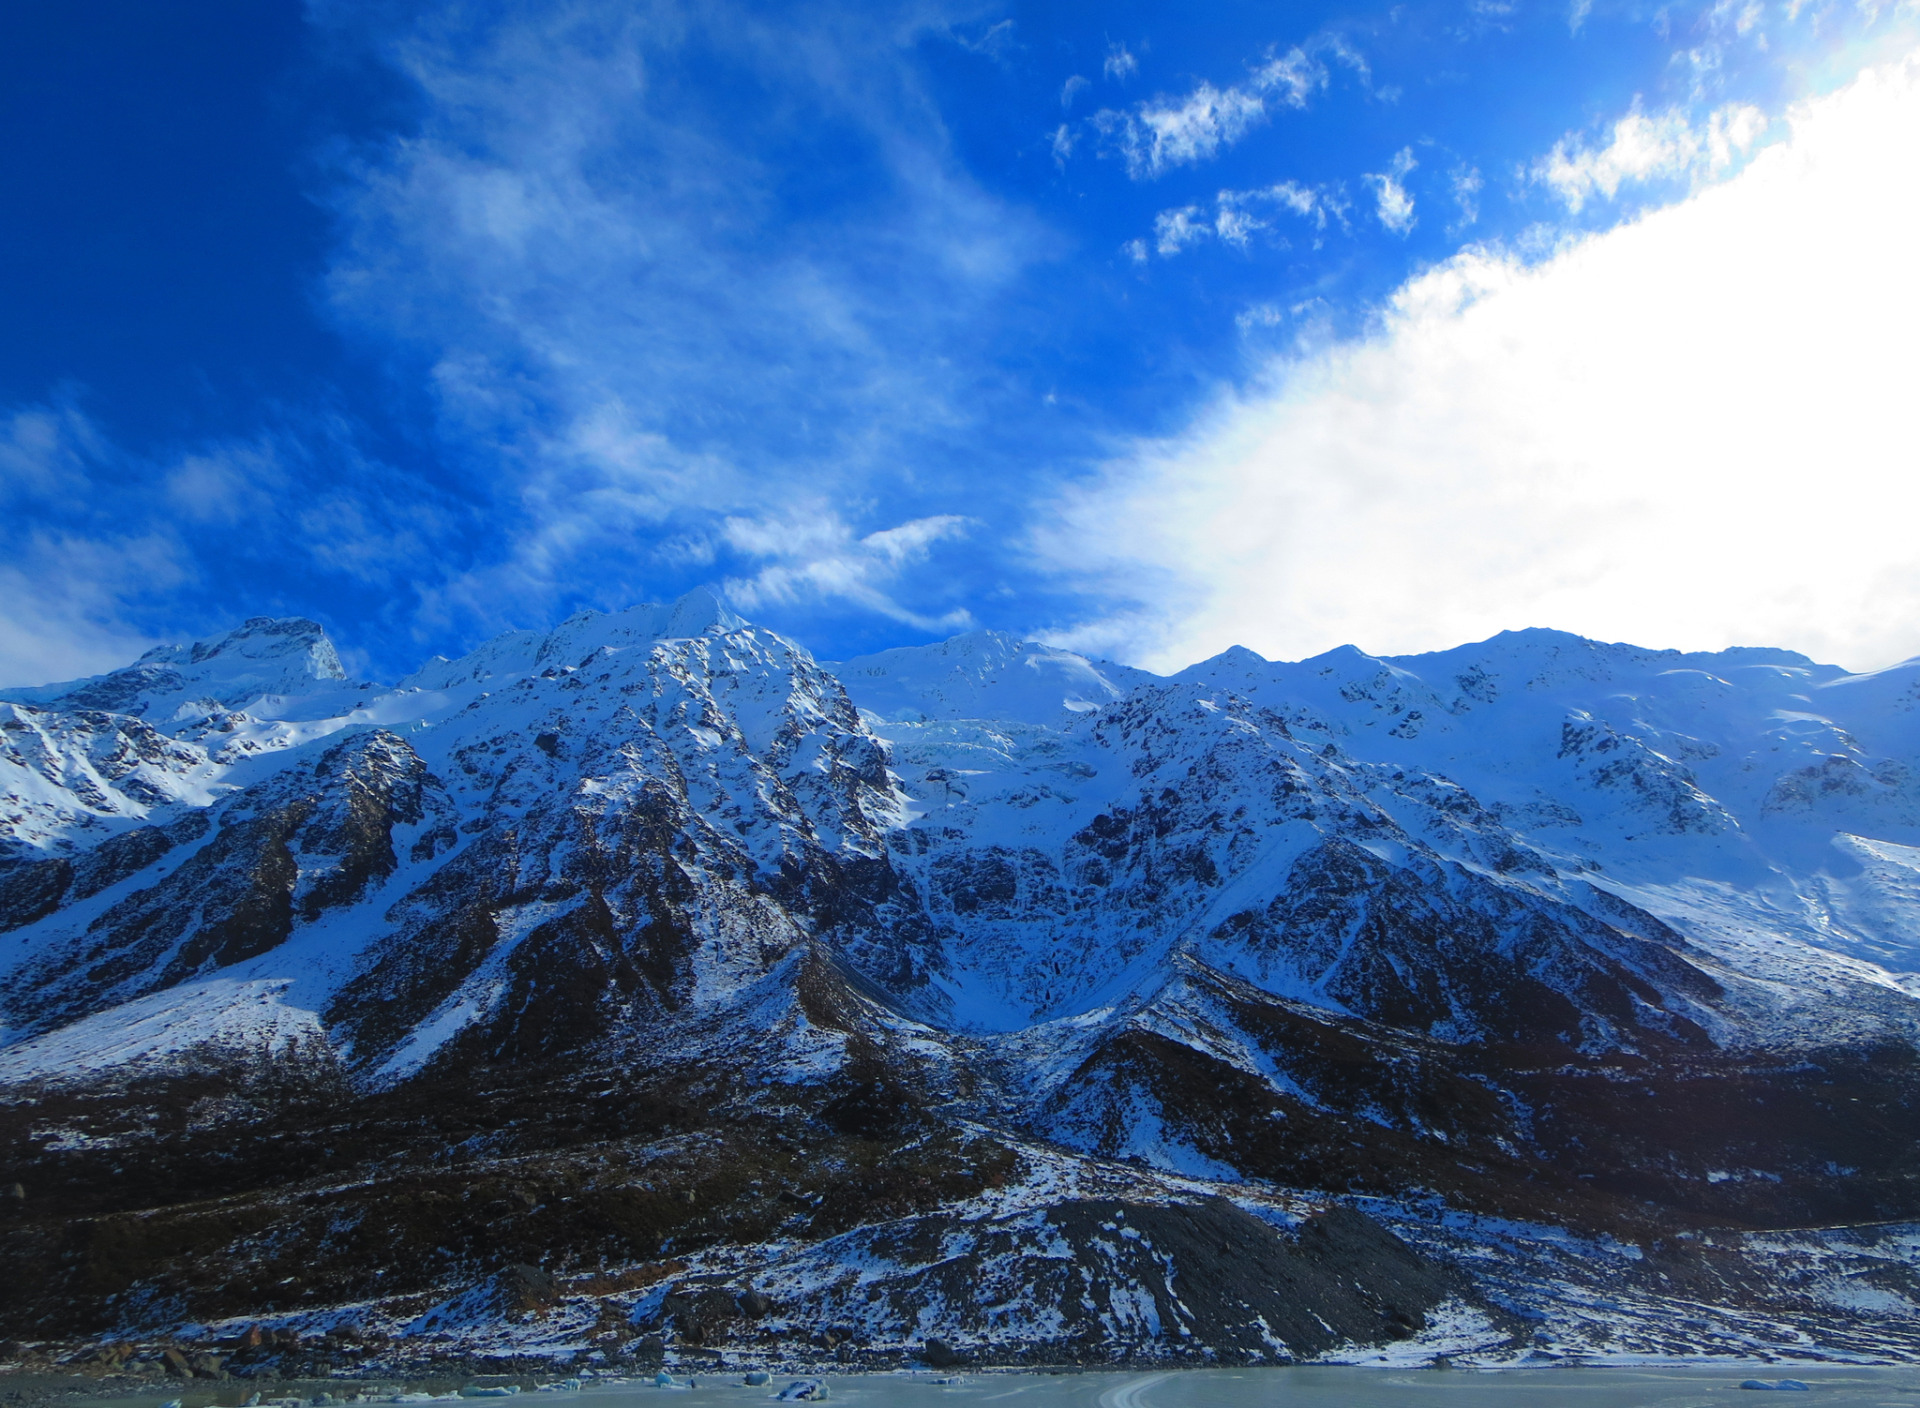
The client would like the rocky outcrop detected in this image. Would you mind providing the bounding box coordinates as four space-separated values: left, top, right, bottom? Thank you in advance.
1 731 451 1036
635 1198 1472 1363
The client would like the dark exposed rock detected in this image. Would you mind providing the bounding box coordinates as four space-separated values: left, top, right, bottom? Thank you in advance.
1 731 447 1036
652 1286 750 1344
0 854 73 936
0 787 210 936
780 1196 1473 1364
737 1287 773 1317
1039 1200 1459 1359
493 1264 559 1315
1208 838 1717 1052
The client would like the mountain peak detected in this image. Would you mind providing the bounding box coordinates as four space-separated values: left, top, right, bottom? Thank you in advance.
9 615 356 719
180 616 347 679
660 585 747 638
399 589 758 692
552 587 747 644
835 629 1157 724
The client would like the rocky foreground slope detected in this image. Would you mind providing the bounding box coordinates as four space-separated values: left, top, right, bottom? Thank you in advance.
1 595 1917 1373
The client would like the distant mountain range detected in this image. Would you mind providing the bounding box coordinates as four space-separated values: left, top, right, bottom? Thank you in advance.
2 593 1917 1372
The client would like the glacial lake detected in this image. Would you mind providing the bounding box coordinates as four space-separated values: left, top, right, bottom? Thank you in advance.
70 1368 1920 1408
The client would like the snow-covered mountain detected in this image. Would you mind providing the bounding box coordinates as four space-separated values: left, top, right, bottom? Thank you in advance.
2 591 898 1072
829 630 1155 726
1177 632 1920 972
2 599 1918 1370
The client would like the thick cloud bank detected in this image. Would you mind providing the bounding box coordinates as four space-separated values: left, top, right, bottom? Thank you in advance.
1047 51 1920 673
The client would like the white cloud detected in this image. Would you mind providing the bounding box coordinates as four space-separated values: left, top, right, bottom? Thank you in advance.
721 510 975 631
0 405 178 686
1153 205 1212 255
164 441 287 525
1039 50 1920 674
959 18 1017 62
1092 34 1363 178
0 393 457 686
1251 37 1366 106
1364 147 1417 234
320 0 1045 638
0 403 105 509
1098 82 1269 178
0 406 181 686
1061 74 1090 108
1212 204 1264 247
0 534 183 690
1451 165 1484 225
1262 180 1341 228
1148 180 1343 259
1251 46 1331 108
1534 100 1768 211
1103 43 1138 81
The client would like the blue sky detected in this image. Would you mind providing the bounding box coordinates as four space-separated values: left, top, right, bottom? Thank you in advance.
2 0 1916 686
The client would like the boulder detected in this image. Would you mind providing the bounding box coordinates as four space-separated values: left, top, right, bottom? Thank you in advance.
736 1288 773 1318
495 1264 561 1315
921 1339 965 1368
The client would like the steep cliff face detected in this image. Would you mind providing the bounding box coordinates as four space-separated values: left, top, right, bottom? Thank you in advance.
1 598 1917 1364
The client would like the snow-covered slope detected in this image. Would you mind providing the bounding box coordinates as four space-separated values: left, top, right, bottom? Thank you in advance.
4 602 1920 1361
855 682 1728 1044
830 630 1156 725
10 615 360 723
1171 631 1920 985
0 590 902 1073
0 617 390 867
7 603 1919 1076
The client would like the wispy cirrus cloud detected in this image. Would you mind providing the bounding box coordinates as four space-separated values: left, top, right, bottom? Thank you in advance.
1145 181 1348 258
0 386 474 687
1450 165 1484 226
1094 82 1268 178
1364 147 1419 233
0 405 182 685
721 509 976 631
1088 34 1367 178
318 0 1048 641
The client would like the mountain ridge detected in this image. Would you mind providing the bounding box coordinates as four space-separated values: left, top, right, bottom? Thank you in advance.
1 594 1917 1371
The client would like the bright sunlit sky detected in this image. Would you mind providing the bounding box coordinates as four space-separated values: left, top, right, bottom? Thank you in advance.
2 0 1917 685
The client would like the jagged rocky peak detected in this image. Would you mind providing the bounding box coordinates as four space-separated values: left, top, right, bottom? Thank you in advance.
179 615 348 679
533 586 752 662
4 614 358 722
398 586 751 690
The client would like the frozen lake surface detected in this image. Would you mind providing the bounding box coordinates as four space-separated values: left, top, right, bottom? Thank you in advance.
645 1369 1920 1408
76 1368 1920 1408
